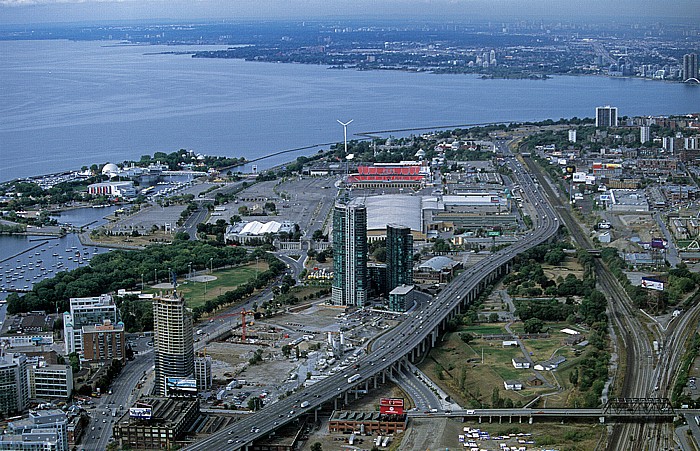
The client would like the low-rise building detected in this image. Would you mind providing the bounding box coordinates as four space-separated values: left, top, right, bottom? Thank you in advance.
504 380 523 391
511 357 530 369
388 284 416 313
113 397 199 450
414 256 462 284
1 410 69 451
328 410 407 435
81 319 126 362
29 363 73 400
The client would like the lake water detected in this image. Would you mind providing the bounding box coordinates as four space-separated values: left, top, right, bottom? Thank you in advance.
2 39 699 183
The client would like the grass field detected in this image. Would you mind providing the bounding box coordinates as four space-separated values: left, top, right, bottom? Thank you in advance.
148 262 267 309
420 321 591 409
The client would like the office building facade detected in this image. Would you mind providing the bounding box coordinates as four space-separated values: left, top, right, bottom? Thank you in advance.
29 364 74 400
0 353 29 416
386 224 413 293
153 295 194 396
63 295 117 356
595 106 618 128
332 200 368 307
194 355 213 391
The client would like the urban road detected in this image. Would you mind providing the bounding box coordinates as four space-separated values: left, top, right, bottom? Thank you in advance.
184 145 560 450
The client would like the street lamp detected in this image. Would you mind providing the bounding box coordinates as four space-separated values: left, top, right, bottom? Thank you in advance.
188 262 192 280
210 257 213 274
141 273 144 291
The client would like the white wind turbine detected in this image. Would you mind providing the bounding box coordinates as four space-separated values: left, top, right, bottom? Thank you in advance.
337 119 353 155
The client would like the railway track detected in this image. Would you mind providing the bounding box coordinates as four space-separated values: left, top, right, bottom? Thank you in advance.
522 157 657 450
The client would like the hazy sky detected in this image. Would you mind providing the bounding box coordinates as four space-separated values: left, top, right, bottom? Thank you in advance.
0 0 698 25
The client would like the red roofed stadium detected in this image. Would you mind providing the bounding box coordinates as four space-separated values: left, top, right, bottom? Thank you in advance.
346 162 430 189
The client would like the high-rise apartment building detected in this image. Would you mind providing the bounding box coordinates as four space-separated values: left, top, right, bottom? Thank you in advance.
683 53 698 81
332 200 368 307
153 295 194 396
595 106 618 128
0 353 29 416
640 126 650 144
568 129 577 143
63 295 117 355
386 224 413 293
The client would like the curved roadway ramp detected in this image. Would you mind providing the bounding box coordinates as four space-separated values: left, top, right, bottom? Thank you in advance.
184 145 560 451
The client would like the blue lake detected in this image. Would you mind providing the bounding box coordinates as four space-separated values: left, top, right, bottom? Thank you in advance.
1 39 699 183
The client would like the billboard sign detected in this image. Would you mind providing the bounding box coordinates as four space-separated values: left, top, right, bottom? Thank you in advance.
641 277 664 291
599 194 611 201
379 398 404 415
129 407 152 419
166 378 197 396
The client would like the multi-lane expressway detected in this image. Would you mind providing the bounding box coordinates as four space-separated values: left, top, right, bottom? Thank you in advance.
184 147 560 450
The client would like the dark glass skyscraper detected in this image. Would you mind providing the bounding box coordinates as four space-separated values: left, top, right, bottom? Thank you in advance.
332 200 367 307
386 224 413 292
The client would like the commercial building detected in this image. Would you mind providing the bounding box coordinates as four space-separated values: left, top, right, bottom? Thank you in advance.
332 200 368 307
28 364 73 400
388 284 416 313
194 354 212 391
153 295 194 396
0 410 69 451
87 181 136 199
63 295 118 356
0 353 29 416
683 53 698 81
113 397 200 450
386 224 413 292
413 256 462 284
609 189 650 212
224 220 296 244
81 319 126 362
595 105 618 128
328 410 407 435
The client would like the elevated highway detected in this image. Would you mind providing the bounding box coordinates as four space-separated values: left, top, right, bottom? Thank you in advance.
184 146 560 451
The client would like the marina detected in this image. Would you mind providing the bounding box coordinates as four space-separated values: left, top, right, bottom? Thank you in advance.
0 206 114 299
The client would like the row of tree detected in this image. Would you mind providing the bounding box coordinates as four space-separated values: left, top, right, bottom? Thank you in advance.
6 240 250 315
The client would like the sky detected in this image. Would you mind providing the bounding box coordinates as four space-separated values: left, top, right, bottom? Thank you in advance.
0 0 698 25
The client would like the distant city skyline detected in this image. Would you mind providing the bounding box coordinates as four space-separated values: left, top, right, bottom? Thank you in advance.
0 0 698 25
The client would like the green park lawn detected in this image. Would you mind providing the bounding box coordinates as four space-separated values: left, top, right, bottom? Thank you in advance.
148 262 266 309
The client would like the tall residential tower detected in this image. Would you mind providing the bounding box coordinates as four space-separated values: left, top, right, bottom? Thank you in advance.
153 294 194 396
332 200 368 307
595 105 618 128
386 224 413 293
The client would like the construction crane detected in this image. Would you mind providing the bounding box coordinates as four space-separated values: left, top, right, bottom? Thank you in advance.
240 309 255 341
